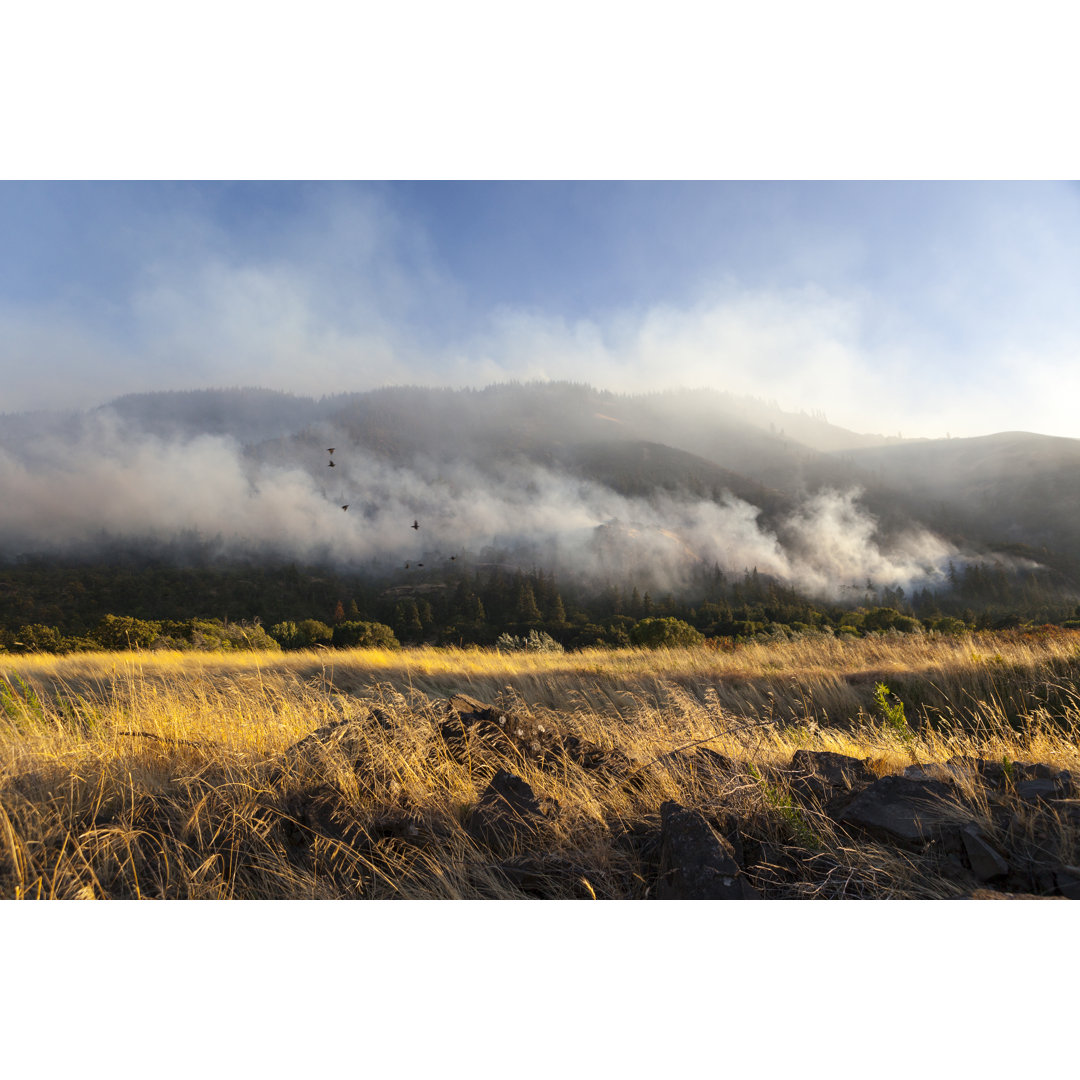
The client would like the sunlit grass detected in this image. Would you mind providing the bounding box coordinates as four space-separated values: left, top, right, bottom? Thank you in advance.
2 630 1079 899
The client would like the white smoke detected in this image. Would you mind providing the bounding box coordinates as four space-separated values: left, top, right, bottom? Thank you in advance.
0 414 961 600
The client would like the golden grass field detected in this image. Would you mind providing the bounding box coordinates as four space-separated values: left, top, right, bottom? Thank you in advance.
2 629 1079 899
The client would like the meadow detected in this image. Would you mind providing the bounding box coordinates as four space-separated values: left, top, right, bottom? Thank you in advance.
2 629 1079 899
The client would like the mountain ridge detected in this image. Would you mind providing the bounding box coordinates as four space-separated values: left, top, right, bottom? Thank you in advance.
3 381 1079 595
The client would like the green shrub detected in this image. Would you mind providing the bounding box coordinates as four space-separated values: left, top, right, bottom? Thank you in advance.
629 617 705 648
92 615 162 650
331 620 400 649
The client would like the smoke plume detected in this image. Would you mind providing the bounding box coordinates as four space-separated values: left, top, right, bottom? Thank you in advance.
0 408 961 600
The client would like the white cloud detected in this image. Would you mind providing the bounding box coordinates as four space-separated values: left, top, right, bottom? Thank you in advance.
5 183 1080 442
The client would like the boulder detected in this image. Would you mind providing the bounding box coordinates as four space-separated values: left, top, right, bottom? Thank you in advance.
466 769 553 856
960 825 1010 882
441 693 628 775
791 750 876 789
1054 865 1080 900
840 775 968 844
656 801 761 899
440 693 553 763
941 756 1016 787
1015 776 1074 801
277 783 358 851
789 750 876 815
491 855 598 899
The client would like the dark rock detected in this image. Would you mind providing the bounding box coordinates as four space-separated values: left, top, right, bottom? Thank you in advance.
738 840 862 898
446 694 558 759
960 825 1010 882
712 811 745 867
962 889 1066 900
1015 777 1071 801
441 694 626 776
273 714 380 781
369 707 394 730
840 775 968 844
942 756 1012 785
1034 864 1060 893
561 733 633 776
656 801 761 899
936 826 966 856
928 758 1076 795
365 813 430 844
939 756 1058 789
491 855 598 898
1051 799 1080 827
939 853 970 882
1025 763 1064 780
439 695 525 761
277 784 357 850
789 750 876 816
1006 859 1061 895
791 750 876 789
466 769 552 855
1054 865 1080 899
693 748 739 773
904 762 961 783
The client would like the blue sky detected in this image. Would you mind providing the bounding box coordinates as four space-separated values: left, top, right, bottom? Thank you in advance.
3 180 1080 439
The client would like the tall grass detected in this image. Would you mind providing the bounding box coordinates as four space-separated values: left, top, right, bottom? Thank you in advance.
2 630 1078 899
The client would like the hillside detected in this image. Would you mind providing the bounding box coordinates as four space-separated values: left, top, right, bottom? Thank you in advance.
4 382 1080 606
832 432 1080 572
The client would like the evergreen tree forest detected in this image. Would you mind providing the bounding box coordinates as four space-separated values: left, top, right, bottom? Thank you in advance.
1 549 1077 654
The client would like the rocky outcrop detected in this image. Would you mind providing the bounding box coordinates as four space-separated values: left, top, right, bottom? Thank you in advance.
656 801 761 899
959 825 1010 882
840 775 969 843
269 707 393 782
466 769 557 856
787 750 877 818
440 693 631 776
264 699 1077 900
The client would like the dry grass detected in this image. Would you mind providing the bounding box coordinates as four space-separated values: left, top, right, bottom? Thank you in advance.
2 630 1079 899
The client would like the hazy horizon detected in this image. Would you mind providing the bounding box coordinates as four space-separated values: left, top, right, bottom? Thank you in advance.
4 182 1080 441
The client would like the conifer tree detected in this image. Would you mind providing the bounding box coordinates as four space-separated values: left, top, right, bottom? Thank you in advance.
517 583 542 624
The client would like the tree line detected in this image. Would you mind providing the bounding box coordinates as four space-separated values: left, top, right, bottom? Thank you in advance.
1 553 1077 654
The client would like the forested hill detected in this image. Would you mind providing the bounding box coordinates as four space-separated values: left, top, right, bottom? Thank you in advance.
3 381 1080 607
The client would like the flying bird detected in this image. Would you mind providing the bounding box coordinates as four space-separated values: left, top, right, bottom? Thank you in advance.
328 460 336 467
341 505 349 511
449 555 456 561
411 520 420 530
327 448 335 454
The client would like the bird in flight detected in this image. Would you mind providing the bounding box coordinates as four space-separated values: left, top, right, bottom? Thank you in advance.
449 554 456 561
411 520 420 530
327 448 335 454
341 505 349 511
328 460 336 468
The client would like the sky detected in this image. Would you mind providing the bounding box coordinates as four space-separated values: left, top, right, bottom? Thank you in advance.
3 179 1080 440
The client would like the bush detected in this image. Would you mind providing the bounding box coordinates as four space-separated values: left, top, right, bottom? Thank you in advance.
270 619 334 650
190 620 281 651
863 607 923 634
331 620 400 649
92 615 161 650
629 617 705 648
9 624 66 653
